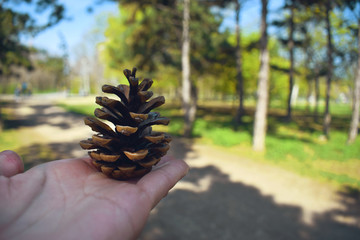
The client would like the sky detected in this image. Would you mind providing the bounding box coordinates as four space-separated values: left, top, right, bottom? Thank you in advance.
19 0 118 62
16 0 284 64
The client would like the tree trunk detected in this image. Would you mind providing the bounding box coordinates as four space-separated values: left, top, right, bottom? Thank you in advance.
287 1 295 120
347 17 360 144
253 0 269 152
323 0 333 138
306 78 312 112
234 0 244 127
305 51 313 113
314 67 320 122
182 0 196 138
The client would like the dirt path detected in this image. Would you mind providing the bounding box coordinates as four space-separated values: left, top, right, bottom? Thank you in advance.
2 96 93 168
4 96 360 240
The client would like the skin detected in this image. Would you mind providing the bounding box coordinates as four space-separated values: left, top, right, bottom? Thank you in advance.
0 150 189 240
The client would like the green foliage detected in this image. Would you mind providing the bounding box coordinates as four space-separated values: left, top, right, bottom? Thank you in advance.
67 76 81 94
101 1 232 96
0 1 64 77
225 32 260 96
102 3 178 78
269 40 290 101
0 49 67 94
0 6 31 75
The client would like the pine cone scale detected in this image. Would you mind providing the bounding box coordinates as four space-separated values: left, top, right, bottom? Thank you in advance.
138 96 165 113
115 125 138 136
123 149 149 161
99 153 121 162
138 78 153 91
138 157 161 168
102 84 129 105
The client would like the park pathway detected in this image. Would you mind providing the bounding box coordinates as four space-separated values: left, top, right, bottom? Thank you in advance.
4 95 360 240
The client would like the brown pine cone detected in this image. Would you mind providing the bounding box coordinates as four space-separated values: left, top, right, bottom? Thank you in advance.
80 67 171 180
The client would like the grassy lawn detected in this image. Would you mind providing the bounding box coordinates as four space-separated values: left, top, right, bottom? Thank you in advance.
55 99 360 191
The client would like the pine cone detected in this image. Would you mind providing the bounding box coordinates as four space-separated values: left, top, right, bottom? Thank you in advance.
79 67 171 180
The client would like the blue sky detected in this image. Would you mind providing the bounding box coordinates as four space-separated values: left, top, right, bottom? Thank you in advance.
17 0 283 63
19 0 118 60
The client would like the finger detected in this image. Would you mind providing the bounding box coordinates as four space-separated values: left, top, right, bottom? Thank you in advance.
0 150 24 177
78 156 95 167
137 156 189 208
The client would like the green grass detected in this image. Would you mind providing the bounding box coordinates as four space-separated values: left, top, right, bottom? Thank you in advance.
0 129 26 150
263 132 360 189
55 100 360 190
57 103 97 116
292 103 353 116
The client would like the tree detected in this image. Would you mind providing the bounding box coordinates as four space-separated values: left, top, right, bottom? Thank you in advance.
102 0 229 136
287 0 295 120
182 0 196 137
323 0 334 138
345 0 360 144
253 0 270 151
348 29 360 143
33 52 66 91
234 0 247 126
272 0 300 120
58 32 70 92
0 0 64 80
301 0 336 137
295 3 327 121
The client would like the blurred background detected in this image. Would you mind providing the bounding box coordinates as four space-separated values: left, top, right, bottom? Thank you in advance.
0 0 360 239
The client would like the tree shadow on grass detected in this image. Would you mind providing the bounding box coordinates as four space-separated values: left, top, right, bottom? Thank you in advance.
140 166 360 240
194 104 355 143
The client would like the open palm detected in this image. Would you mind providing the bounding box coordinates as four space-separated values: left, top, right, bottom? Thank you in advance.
0 151 188 240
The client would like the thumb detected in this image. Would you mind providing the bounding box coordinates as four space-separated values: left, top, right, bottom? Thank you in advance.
0 150 24 177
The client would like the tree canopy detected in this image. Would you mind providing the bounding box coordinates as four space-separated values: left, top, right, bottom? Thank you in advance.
0 0 65 77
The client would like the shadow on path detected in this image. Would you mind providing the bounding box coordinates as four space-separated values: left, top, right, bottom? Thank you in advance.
169 137 195 161
140 166 360 240
1 100 89 168
17 142 85 170
3 101 84 130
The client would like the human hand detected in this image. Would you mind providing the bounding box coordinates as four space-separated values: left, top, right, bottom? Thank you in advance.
0 150 188 240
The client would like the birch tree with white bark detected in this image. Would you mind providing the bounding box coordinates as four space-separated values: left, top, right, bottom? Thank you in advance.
253 0 270 151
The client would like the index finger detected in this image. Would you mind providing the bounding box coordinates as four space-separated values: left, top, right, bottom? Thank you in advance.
137 156 189 208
